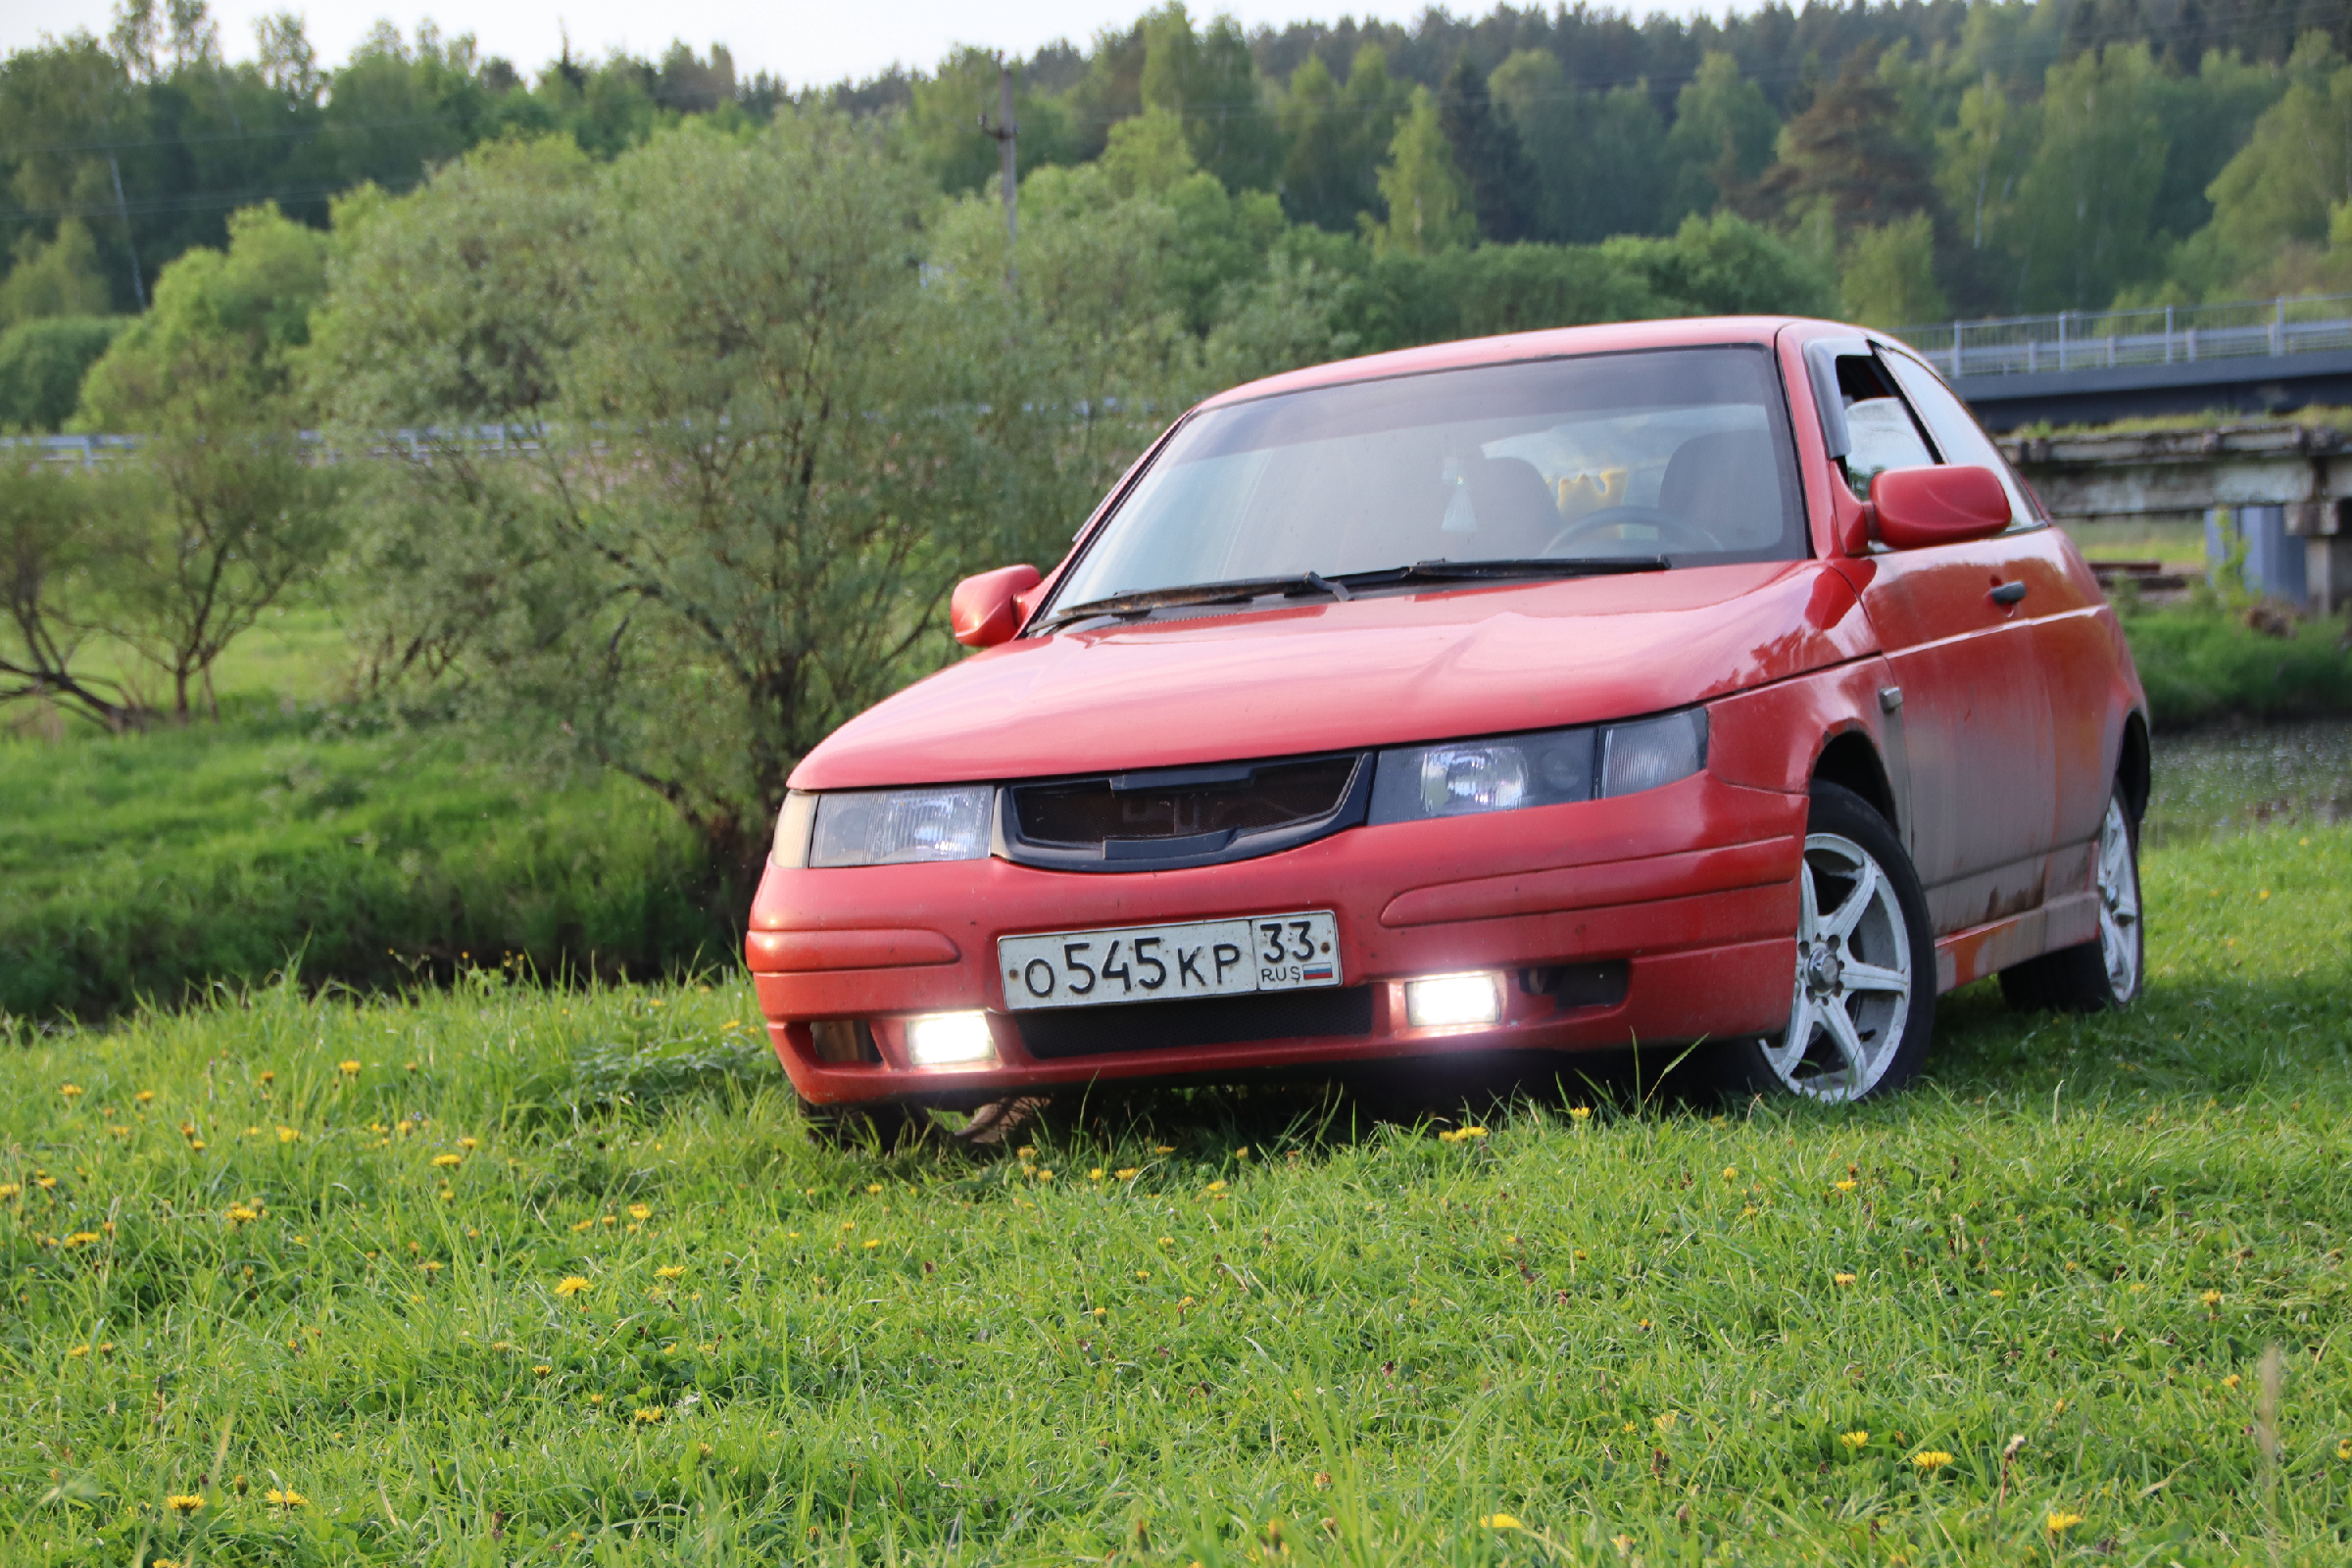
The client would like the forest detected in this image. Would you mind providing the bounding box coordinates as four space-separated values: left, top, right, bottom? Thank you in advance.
16 0 2352 433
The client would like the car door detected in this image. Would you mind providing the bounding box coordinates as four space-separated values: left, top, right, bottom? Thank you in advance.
1879 347 2115 882
1822 342 2060 936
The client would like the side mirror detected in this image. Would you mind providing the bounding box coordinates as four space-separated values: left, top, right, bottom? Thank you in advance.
1869 465 2011 549
950 564 1043 649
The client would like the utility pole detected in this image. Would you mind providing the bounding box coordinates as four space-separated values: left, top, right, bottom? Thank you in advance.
977 63 1017 289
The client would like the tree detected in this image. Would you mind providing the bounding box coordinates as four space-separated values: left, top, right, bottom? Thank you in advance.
2010 42 2168 309
0 221 116 327
1661 52 1779 224
1277 45 1403 233
2188 37 2352 287
0 460 153 730
1936 73 2027 255
314 118 1066 881
1489 49 1666 244
1138 4 1280 192
902 47 1077 195
0 317 124 432
1437 53 1534 243
1759 59 1937 245
1842 213 1948 328
1602 212 1837 318
74 203 339 719
1366 86 1475 257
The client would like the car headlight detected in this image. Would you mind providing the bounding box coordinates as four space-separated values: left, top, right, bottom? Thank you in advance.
1368 710 1704 824
795 785 995 867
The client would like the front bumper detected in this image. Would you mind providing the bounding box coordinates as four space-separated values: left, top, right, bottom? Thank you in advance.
746 770 1807 1106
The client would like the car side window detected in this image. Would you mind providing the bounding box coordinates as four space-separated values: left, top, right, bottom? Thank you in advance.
1831 353 1936 502
1879 349 2039 532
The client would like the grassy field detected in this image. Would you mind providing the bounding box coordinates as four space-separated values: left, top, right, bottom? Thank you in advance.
4 795 2347 1563
0 609 729 1020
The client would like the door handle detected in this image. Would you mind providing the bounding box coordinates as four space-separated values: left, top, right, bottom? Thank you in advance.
1988 581 2028 605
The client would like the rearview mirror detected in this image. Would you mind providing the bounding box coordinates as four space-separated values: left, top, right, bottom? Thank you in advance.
1869 465 2011 549
950 564 1043 649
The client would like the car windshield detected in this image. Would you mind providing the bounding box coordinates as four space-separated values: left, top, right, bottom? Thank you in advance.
1047 345 1806 614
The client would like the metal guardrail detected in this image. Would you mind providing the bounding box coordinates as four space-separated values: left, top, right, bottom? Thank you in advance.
1894 294 2352 380
0 427 549 467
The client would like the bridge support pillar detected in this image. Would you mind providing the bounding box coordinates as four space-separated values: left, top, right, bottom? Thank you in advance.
2287 500 2349 614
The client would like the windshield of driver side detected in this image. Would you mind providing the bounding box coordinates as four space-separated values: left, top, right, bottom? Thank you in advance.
1049 345 1806 610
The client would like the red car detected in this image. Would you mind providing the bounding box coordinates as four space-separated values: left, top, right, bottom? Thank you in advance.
746 317 2147 1130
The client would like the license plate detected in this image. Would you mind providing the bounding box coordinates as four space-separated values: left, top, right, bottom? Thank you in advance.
999 911 1342 1011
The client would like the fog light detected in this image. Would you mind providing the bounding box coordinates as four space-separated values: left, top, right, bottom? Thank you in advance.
1403 973 1504 1029
903 1011 996 1066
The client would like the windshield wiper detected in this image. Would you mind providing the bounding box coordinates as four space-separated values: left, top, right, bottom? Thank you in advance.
1033 571 1352 633
1363 557 1671 583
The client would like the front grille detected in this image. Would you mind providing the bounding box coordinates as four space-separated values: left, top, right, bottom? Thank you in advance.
1014 756 1359 847
1004 753 1371 872
1016 986 1375 1059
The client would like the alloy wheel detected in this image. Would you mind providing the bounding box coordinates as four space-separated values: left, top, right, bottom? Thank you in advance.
1763 832 1917 1102
2096 795 2142 1002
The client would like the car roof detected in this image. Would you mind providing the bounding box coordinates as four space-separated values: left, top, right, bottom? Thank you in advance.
1196 315 1834 411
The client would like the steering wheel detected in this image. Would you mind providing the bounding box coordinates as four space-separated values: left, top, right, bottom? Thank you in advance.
1544 506 1725 558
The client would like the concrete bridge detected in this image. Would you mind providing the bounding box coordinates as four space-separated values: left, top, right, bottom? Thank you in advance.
1898 295 2352 431
2001 422 2352 612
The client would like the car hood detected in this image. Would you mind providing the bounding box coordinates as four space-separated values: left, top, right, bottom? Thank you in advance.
792 560 1871 789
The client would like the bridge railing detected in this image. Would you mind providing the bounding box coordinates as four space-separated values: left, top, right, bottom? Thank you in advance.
1894 294 2352 379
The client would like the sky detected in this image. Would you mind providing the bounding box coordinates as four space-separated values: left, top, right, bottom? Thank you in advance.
4 0 1738 91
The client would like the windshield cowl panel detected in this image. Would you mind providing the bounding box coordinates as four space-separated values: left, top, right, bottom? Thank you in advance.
794 561 1871 792
1038 345 1809 629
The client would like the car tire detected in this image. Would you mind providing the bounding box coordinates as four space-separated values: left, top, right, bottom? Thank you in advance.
1715 781 1937 1103
1999 782 2143 1012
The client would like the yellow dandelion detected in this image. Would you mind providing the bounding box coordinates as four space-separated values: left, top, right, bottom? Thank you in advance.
1479 1513 1523 1530
628 1203 652 1221
136 1090 155 1103
1158 1236 1173 1246
459 1137 479 1151
0 1184 18 1200
2336 1440 2350 1460
1839 1431 1869 1449
276 1126 300 1144
431 1152 462 1168
533 1364 554 1377
153 1559 180 1568
1204 1181 1227 1194
861 1238 882 1250
655 1264 686 1280
59 1083 83 1099
1089 1167 1106 1181
2046 1511 2083 1534
338 1059 362 1075
259 1071 275 1085
587 1394 604 1405
1136 1269 1151 1280
224 1206 259 1225
1833 1179 1857 1193
2223 1374 2241 1389
1234 1146 1250 1158
419 1260 443 1274
1153 1144 1176 1153
2201 1290 2223 1306
266 1488 310 1507
66 1343 90 1357
1568 1106 1592 1119
1116 1167 1140 1179
633 1406 664 1423
167 1493 205 1513
63 1231 101 1249
554 1276 591 1297
570 1218 594 1233
1721 1166 1738 1181
1911 1450 1954 1471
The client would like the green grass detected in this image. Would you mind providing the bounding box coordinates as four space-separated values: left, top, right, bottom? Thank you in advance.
3 808 2347 1563
0 705 729 1019
2125 604 2352 730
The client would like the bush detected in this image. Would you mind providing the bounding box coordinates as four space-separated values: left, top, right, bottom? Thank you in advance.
0 316 122 432
2124 605 2352 729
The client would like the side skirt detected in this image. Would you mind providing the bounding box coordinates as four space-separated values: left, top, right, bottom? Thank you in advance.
1935 890 2100 993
